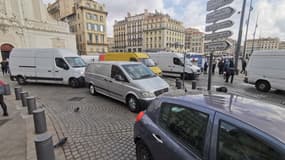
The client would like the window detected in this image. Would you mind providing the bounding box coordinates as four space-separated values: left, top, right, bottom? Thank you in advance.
87 23 92 30
111 65 126 81
173 57 183 66
217 121 282 160
122 64 155 80
64 57 86 68
55 58 69 70
88 33 93 43
159 103 209 157
100 16 103 22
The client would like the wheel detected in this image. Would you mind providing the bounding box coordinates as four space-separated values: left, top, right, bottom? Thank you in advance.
69 78 79 88
127 95 140 113
16 76 26 85
89 84 97 96
136 141 153 160
256 80 271 92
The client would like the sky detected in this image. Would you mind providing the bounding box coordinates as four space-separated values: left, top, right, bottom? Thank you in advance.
43 0 285 41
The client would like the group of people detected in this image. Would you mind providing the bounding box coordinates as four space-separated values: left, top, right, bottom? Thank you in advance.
203 57 247 84
0 59 9 75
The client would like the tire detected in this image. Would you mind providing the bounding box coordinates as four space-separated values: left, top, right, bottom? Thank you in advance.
127 95 140 113
16 76 26 85
69 78 80 88
89 84 97 96
136 141 153 160
256 80 271 92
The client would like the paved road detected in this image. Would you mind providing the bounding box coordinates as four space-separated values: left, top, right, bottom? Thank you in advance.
9 73 285 160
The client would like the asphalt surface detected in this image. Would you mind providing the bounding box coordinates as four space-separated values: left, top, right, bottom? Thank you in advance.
7 73 285 160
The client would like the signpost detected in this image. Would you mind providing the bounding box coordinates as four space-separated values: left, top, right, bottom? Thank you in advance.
206 20 234 32
205 0 235 91
205 31 233 41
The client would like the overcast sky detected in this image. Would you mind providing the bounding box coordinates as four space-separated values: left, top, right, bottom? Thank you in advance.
43 0 285 40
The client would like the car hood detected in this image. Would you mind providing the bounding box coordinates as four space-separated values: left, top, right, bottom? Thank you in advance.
133 76 169 92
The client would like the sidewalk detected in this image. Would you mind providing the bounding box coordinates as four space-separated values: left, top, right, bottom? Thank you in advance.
0 75 65 160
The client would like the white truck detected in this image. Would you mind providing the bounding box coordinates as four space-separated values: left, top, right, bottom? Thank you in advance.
245 50 285 92
148 52 201 80
9 48 86 88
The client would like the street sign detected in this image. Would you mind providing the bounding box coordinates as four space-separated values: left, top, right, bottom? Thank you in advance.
205 30 232 41
205 41 231 51
205 20 234 32
206 7 235 24
207 0 234 11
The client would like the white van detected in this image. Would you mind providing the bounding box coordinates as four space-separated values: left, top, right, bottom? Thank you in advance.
148 52 201 79
85 61 169 112
245 50 285 92
81 55 99 64
9 48 86 87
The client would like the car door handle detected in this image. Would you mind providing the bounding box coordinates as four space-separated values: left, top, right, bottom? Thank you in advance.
152 133 163 144
55 71 59 72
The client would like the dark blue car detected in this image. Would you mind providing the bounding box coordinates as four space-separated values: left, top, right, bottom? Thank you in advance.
134 94 285 160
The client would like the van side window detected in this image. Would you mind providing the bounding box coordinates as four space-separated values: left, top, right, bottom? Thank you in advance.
173 57 182 66
159 103 209 158
111 65 126 81
55 58 69 70
217 121 282 160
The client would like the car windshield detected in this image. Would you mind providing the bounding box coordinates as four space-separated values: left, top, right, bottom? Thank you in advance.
138 58 156 67
122 64 156 80
65 57 86 68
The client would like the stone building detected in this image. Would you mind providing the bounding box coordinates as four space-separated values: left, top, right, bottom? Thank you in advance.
113 10 185 52
48 0 108 55
185 28 204 53
0 0 76 60
107 37 115 52
245 38 280 56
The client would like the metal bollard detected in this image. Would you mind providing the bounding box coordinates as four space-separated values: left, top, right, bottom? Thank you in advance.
15 87 23 100
34 133 55 160
26 96 37 115
192 80 197 90
20 91 29 107
175 78 182 89
33 109 47 134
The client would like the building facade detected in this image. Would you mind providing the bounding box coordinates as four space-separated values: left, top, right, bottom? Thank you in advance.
0 0 76 60
245 38 280 56
48 0 108 55
107 37 115 52
279 41 285 50
113 10 185 52
185 28 204 53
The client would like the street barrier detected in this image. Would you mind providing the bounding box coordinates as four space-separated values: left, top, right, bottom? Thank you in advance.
33 109 47 134
26 96 37 115
34 133 55 160
14 87 22 100
20 91 29 107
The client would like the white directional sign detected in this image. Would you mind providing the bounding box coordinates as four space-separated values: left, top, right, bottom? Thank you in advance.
205 20 234 32
207 0 234 11
205 30 233 41
205 41 231 51
206 7 235 24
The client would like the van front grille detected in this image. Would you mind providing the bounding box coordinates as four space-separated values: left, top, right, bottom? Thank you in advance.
154 88 169 96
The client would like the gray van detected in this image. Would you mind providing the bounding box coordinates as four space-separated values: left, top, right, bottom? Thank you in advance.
85 62 169 112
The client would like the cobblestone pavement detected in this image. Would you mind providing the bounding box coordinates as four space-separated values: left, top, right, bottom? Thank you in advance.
9 73 285 160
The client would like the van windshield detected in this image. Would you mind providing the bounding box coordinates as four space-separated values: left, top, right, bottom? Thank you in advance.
122 64 156 80
138 58 156 67
65 57 86 68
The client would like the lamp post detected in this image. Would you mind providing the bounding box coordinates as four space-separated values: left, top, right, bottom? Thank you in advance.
242 0 253 59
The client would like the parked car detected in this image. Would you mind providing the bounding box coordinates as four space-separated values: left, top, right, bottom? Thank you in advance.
102 52 162 75
148 52 201 80
9 48 86 87
85 62 169 112
245 50 285 92
134 93 285 160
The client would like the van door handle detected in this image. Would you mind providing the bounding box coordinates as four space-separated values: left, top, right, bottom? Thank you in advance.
48 70 52 72
152 133 163 144
104 79 108 81
55 71 59 72
109 80 112 83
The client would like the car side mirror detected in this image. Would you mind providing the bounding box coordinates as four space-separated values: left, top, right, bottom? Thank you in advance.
63 64 69 70
114 75 125 82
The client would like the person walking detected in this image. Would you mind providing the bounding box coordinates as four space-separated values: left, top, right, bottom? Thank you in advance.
218 59 224 75
203 61 208 74
225 59 235 83
240 59 247 74
0 80 8 116
212 59 216 74
0 60 5 75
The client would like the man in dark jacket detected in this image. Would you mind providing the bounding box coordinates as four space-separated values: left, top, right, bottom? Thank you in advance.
0 80 8 116
240 59 247 74
225 59 235 83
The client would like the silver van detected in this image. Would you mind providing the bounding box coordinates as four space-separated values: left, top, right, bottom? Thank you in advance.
85 62 169 112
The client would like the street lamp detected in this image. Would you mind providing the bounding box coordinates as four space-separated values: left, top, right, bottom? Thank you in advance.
242 0 253 59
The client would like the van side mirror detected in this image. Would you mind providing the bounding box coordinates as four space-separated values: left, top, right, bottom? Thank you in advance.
114 75 125 82
63 64 69 70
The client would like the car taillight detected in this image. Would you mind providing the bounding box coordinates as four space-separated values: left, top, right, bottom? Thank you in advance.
136 112 144 122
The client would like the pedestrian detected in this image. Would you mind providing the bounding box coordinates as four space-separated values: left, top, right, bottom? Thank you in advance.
0 80 8 116
240 59 247 74
225 59 235 83
0 60 5 75
212 58 216 74
203 61 208 74
218 59 224 75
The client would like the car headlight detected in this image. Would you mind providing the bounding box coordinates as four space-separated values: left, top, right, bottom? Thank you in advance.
80 71 84 75
142 91 155 98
